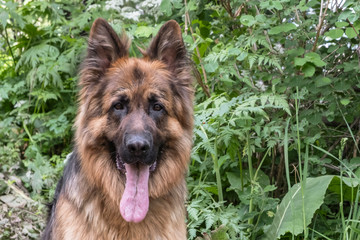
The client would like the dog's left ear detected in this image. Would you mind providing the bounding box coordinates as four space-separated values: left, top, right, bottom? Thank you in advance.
146 20 187 71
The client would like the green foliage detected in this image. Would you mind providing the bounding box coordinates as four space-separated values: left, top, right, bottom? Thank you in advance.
265 175 343 239
1 0 360 239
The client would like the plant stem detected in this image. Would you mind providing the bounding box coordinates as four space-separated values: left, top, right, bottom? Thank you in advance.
247 129 254 225
213 137 223 204
295 87 308 239
237 149 244 190
284 118 291 190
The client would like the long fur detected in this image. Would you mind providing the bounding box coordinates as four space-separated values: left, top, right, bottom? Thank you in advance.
42 19 194 240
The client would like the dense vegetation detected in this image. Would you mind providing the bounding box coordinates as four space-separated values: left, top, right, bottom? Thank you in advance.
0 0 359 239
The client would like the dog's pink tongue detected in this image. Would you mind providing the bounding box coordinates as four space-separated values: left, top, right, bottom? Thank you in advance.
120 163 150 223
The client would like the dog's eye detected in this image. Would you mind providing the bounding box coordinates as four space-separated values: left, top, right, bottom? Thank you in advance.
114 103 124 110
153 103 163 111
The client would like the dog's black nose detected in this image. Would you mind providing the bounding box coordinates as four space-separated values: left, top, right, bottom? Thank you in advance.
126 135 150 156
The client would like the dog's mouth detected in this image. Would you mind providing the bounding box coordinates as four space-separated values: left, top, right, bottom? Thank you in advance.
115 151 160 223
115 153 157 172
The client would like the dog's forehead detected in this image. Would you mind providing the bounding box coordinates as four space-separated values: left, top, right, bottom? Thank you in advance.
106 58 172 99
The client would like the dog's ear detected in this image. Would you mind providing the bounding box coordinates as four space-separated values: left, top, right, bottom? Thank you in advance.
84 18 129 77
146 20 187 71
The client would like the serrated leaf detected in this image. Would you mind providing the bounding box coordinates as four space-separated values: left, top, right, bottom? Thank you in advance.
211 225 229 240
325 28 343 39
0 10 8 28
268 23 296 35
236 52 248 61
31 170 43 193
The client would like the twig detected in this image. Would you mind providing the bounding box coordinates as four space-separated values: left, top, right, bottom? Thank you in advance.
220 0 233 18
6 181 34 203
311 0 330 52
184 0 211 98
2 28 16 66
322 46 340 61
346 18 360 39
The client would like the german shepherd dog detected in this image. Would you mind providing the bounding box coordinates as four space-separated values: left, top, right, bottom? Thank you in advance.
42 18 194 239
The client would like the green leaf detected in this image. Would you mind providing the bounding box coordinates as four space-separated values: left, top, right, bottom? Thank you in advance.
186 0 197 11
211 225 229 240
287 47 304 58
0 10 9 28
268 23 296 35
302 63 315 77
304 52 326 67
335 22 349 28
294 57 306 66
325 28 344 39
345 27 357 39
160 0 172 16
226 172 244 190
204 62 219 73
236 52 248 61
240 15 256 26
315 77 331 87
134 26 154 38
340 98 350 106
264 175 334 239
328 176 360 202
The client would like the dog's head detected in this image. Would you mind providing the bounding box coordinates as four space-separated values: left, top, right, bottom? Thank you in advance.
75 18 194 223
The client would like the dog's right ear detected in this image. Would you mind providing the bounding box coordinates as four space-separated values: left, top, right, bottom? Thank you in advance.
82 18 129 82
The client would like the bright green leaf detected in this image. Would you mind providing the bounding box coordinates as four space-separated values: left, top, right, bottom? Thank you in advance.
134 26 154 38
240 15 256 26
268 23 296 35
325 28 344 39
304 52 326 67
204 62 219 73
345 27 357 39
340 98 350 106
294 57 306 66
335 22 349 28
